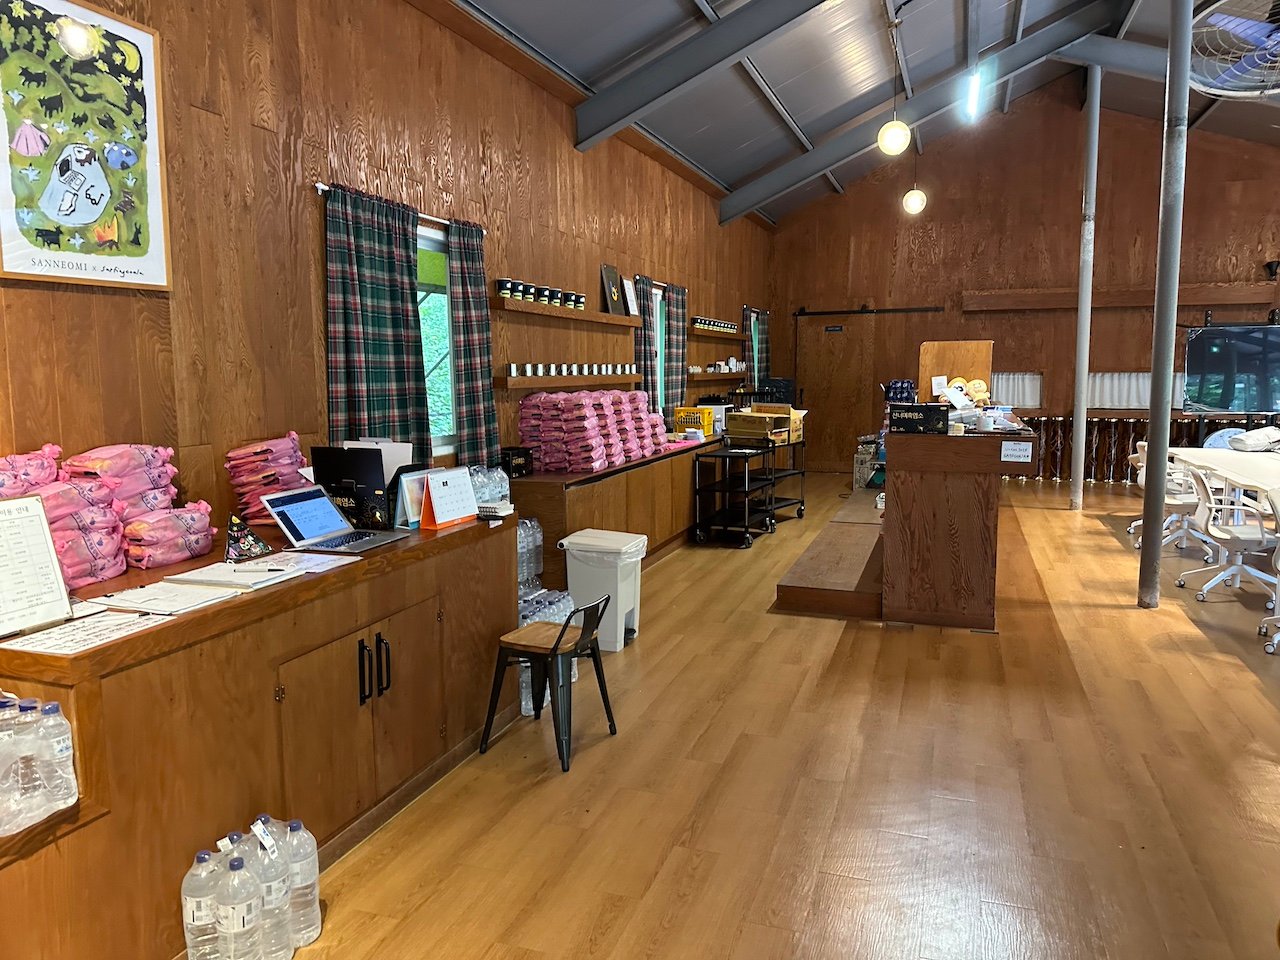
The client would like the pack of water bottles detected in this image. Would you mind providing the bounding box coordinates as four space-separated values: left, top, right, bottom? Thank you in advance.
516 517 545 598
181 813 323 960
516 589 580 715
0 693 79 837
467 465 510 505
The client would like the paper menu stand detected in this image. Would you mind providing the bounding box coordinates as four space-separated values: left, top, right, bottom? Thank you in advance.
420 467 478 531
0 496 74 639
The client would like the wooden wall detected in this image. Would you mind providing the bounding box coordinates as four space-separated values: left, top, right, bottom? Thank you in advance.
771 78 1280 471
0 0 771 515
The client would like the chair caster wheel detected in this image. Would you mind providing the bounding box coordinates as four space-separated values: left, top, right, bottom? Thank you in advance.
1133 541 1142 550
1175 579 1186 588
1196 592 1207 601
1265 640 1277 655
797 505 805 518
1260 625 1270 637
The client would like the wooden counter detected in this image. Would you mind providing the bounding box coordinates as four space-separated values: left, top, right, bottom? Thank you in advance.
0 517 517 960
882 432 1038 630
511 439 717 588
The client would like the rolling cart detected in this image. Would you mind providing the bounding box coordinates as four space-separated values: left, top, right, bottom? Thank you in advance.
693 441 778 549
763 439 806 520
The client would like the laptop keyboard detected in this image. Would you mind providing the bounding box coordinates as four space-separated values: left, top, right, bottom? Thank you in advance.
314 531 377 549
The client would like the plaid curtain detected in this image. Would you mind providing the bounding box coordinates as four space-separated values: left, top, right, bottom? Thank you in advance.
742 306 772 390
634 276 659 408
325 184 430 458
743 305 758 391
663 285 689 415
448 220 500 466
757 309 772 382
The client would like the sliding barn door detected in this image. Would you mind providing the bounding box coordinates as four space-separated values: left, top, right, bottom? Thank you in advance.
796 318 877 473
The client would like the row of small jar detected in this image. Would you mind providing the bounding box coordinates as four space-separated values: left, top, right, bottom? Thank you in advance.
506 362 638 378
496 279 586 310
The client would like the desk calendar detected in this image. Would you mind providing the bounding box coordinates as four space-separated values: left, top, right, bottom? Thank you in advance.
421 468 479 530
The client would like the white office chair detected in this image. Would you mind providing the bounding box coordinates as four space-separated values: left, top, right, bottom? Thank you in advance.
1175 467 1278 602
1255 488 1280 652
1127 442 1215 558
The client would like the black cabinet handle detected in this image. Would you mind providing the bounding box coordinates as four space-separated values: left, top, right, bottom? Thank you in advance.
375 632 392 696
358 638 373 705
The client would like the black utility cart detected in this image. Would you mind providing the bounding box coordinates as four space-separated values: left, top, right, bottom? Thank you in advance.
693 438 806 548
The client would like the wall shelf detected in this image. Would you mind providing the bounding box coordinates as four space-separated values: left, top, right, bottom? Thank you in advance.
962 282 1278 313
690 326 746 341
489 295 641 330
688 371 747 383
493 374 642 391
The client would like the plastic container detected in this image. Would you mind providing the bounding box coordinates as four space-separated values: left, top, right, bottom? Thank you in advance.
285 819 322 947
216 856 264 960
12 699 43 827
182 850 223 960
249 815 294 960
35 702 77 809
559 529 648 652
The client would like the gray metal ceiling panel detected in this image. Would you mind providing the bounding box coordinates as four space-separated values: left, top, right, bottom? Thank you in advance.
1197 98 1280 147
466 0 700 87
641 65 805 185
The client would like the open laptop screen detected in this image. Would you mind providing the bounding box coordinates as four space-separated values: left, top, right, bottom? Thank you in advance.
266 487 351 543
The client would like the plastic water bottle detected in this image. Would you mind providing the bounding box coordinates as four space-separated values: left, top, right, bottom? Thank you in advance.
12 699 43 828
0 697 18 835
181 850 222 960
250 815 294 959
216 856 264 960
284 819 322 947
34 702 76 809
532 520 544 575
0 697 17 741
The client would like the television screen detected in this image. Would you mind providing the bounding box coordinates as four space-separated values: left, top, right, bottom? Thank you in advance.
1184 325 1280 414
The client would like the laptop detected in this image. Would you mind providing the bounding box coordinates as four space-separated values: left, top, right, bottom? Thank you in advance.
260 485 409 553
311 445 392 531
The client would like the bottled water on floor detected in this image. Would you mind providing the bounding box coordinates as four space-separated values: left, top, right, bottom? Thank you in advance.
12 699 44 831
250 815 294 959
217 856 264 960
0 697 18 835
181 850 222 960
34 702 77 810
284 819 322 947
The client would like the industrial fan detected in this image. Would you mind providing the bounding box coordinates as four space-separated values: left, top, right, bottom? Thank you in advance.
1191 0 1280 98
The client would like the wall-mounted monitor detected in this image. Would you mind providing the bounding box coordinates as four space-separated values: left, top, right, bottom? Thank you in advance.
1184 325 1280 414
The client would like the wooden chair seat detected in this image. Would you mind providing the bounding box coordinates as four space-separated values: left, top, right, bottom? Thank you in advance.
499 621 564 654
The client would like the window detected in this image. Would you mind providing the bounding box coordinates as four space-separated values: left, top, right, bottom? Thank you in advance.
749 310 761 386
417 227 457 450
652 282 668 413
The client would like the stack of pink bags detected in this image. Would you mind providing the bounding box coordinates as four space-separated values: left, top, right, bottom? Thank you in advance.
62 444 178 521
0 444 62 499
519 390 667 474
224 431 309 524
124 501 216 569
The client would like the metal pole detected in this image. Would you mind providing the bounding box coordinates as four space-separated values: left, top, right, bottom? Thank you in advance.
1069 63 1102 511
1137 0 1193 607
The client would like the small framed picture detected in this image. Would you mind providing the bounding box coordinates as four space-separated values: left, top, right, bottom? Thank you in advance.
395 470 430 529
622 276 640 316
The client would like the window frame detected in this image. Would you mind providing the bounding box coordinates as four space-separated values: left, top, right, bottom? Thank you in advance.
416 225 458 455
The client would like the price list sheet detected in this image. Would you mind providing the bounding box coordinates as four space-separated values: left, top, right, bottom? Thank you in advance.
0 496 72 637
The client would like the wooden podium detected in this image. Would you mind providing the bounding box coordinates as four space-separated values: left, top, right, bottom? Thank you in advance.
881 432 1038 630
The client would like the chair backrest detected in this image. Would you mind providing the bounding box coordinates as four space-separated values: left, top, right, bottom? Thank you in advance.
550 595 611 655
1268 488 1280 572
1187 466 1216 532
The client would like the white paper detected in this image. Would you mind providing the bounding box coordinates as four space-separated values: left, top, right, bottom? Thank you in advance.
424 467 478 526
1000 440 1034 463
0 496 72 638
0 611 160 656
930 375 948 396
99 582 240 615
241 552 361 575
164 562 306 592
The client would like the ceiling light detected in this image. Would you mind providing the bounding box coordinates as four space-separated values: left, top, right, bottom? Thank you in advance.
902 188 927 215
878 118 912 156
963 68 987 122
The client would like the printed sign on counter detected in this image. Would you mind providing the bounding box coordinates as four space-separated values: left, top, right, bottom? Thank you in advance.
1001 440 1034 463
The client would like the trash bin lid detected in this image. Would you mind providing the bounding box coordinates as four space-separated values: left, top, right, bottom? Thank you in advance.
558 528 649 555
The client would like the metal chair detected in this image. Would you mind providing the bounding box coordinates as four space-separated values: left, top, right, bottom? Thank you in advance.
1175 467 1278 603
479 595 617 772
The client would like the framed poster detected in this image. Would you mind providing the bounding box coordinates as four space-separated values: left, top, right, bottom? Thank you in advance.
622 275 639 316
394 469 429 530
0 0 170 289
600 263 624 315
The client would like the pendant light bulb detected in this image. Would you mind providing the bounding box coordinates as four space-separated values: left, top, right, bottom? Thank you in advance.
877 118 912 156
902 187 927 215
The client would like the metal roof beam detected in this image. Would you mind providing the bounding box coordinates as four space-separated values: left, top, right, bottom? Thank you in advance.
719 1 1115 223
965 0 980 68
688 0 843 195
575 0 828 151
883 0 925 153
1116 0 1143 38
1001 0 1030 112
1190 98 1223 129
1051 33 1166 82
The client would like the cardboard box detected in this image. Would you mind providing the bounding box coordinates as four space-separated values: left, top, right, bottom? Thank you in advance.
887 403 948 434
750 403 807 443
725 411 791 443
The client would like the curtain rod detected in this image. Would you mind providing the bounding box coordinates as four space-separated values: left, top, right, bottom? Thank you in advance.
313 182 482 234
794 305 944 317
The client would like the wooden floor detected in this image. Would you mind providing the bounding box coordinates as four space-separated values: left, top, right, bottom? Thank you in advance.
311 474 1280 960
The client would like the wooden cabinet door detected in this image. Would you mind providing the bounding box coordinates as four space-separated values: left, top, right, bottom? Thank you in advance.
278 632 376 842
372 597 447 798
670 451 696 538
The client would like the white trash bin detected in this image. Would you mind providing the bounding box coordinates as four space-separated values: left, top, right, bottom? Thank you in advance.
558 529 648 653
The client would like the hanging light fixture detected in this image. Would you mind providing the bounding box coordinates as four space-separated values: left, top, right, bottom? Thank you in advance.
878 24 912 156
902 140 926 214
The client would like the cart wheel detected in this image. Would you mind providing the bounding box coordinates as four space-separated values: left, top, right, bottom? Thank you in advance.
1196 592 1207 602
1265 640 1277 655
797 505 805 518
741 535 753 549
766 519 777 533
694 529 707 544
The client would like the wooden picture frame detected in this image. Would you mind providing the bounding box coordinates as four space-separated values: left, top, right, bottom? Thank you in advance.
0 0 171 290
601 263 625 315
622 275 640 316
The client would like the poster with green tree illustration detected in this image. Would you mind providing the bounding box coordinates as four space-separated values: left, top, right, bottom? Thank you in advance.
0 0 168 289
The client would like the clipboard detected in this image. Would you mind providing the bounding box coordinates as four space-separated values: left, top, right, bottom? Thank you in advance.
420 467 478 531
